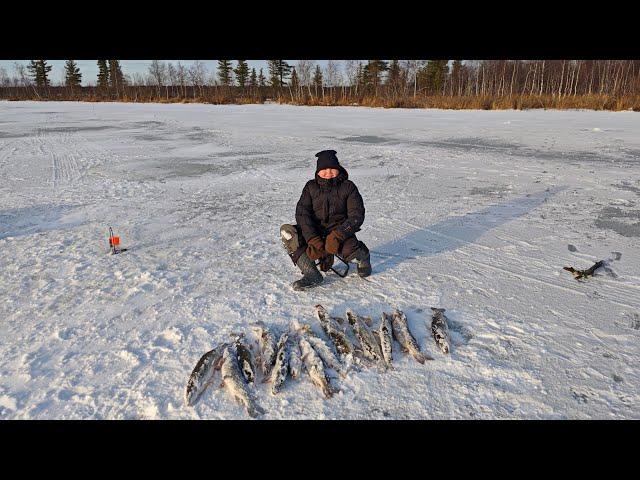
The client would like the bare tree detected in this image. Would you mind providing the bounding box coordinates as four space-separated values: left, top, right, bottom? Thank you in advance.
295 60 314 86
148 60 166 99
167 63 177 86
176 62 188 97
130 72 146 86
0 67 9 87
325 60 341 87
13 62 30 86
188 61 207 98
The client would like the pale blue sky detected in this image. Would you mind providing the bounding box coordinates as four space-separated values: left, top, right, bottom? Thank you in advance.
0 60 331 85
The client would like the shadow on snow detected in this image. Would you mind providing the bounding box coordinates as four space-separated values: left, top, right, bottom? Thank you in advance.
370 187 565 274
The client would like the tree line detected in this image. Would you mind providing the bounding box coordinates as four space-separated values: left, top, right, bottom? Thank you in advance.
1 60 639 110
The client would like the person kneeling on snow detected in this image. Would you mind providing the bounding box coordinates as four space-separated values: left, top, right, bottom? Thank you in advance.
280 149 371 291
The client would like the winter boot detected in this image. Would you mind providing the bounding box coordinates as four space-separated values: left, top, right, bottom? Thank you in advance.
292 252 324 290
345 243 372 278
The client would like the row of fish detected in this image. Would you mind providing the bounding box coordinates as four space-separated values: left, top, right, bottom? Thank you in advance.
185 304 453 418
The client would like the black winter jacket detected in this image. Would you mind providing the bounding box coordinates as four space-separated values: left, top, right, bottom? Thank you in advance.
295 166 365 242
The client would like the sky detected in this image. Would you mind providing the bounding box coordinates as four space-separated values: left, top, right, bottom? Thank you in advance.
0 60 331 86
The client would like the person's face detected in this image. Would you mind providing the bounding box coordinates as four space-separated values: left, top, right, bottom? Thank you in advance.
318 168 339 179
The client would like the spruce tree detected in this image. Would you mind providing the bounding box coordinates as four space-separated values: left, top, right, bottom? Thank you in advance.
28 60 52 88
290 67 299 90
234 60 249 88
268 60 292 87
365 60 389 89
421 60 449 94
108 60 125 89
27 60 39 85
64 60 82 88
97 60 109 88
451 60 463 95
258 68 266 87
355 63 364 90
360 63 371 89
249 68 258 87
313 65 323 89
387 60 401 87
217 60 233 86
268 60 280 87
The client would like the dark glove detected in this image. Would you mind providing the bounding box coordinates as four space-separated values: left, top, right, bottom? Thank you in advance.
319 254 335 272
306 236 326 261
325 229 345 255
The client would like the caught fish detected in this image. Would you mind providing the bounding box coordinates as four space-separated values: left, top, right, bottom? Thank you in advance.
390 309 432 364
299 336 335 399
378 313 394 368
287 335 302 379
297 323 345 376
314 304 355 358
185 343 228 406
270 332 290 395
251 321 278 378
431 308 451 354
231 333 255 385
347 310 384 365
220 346 266 418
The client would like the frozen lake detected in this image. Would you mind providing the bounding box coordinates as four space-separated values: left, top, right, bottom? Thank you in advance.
0 101 639 419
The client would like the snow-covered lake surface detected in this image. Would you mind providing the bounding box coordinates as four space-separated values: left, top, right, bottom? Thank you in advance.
1 101 639 419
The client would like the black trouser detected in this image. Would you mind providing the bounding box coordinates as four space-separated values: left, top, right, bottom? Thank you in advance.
281 224 364 266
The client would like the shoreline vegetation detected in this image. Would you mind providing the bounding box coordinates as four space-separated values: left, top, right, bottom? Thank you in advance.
1 87 638 111
2 60 639 111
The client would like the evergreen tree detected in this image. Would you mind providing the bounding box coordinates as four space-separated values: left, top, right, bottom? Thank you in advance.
451 60 463 95
267 60 280 87
364 60 388 89
420 60 449 94
268 60 292 87
355 63 364 90
28 60 52 87
258 68 266 87
217 60 233 86
249 68 258 87
290 67 299 90
387 59 401 87
234 60 249 87
108 60 125 89
64 60 82 88
27 60 39 85
97 60 109 88
313 64 323 88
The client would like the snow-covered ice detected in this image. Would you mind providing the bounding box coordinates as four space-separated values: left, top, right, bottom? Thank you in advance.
1 101 639 419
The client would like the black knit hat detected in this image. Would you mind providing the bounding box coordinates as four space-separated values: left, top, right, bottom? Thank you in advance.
315 150 340 172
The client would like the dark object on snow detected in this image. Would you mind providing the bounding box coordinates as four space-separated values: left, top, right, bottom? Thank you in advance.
284 152 371 286
281 223 323 290
185 342 228 406
293 252 324 290
295 160 366 243
430 308 451 354
389 309 433 364
344 243 371 278
108 226 127 254
315 149 340 172
281 223 366 287
231 333 255 385
563 260 605 280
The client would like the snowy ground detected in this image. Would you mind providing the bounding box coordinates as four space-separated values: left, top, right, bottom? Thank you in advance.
1 101 639 419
